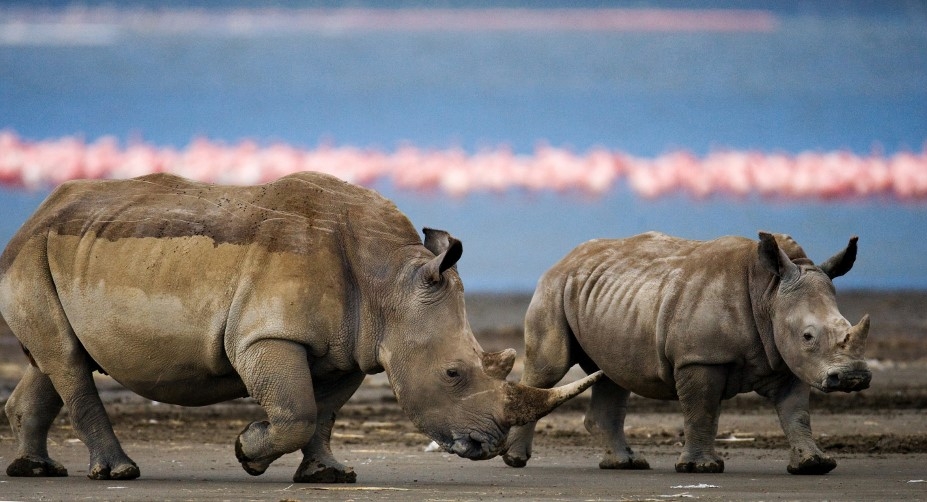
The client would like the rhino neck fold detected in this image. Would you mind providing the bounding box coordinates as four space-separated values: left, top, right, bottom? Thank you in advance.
748 262 786 372
354 296 387 374
344 258 393 376
348 247 438 376
335 216 421 376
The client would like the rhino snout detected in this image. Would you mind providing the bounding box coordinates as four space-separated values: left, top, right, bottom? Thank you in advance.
449 431 503 460
822 368 871 393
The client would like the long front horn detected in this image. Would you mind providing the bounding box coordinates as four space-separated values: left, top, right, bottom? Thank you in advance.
503 371 604 427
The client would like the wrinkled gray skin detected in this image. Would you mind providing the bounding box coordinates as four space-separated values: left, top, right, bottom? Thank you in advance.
504 231 871 475
0 172 600 482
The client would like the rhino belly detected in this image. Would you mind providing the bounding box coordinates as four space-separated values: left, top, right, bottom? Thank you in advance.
46 234 250 405
63 285 246 406
573 303 678 400
78 322 246 406
109 371 247 406
571 330 675 400
597 359 679 400
78 323 247 406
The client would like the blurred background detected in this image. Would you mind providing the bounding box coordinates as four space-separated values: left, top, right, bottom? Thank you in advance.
1 0 926 292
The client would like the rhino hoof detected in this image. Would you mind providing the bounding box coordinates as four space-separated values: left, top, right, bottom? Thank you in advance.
88 461 140 480
502 453 529 468
239 462 266 476
294 462 357 483
600 456 650 470
6 457 68 477
675 459 724 473
788 454 837 475
235 420 271 476
235 437 267 476
110 462 141 480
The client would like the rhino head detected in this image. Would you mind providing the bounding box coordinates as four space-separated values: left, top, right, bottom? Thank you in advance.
377 228 601 460
758 232 871 393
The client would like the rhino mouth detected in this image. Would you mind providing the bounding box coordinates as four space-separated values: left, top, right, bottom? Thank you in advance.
819 369 872 393
443 430 505 460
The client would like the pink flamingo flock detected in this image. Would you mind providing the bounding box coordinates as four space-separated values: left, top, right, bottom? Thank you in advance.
1 131 925 201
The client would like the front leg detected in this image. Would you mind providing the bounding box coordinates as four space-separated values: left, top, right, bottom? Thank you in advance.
294 372 366 483
233 339 317 476
769 377 835 475
674 364 726 473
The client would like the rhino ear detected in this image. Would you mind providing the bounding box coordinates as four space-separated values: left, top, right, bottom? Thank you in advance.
758 231 799 282
423 228 454 255
421 233 463 283
819 236 858 279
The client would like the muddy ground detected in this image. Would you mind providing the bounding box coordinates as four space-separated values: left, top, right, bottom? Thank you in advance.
1 290 926 500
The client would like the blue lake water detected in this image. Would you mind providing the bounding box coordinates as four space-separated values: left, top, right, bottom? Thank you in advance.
1 2 926 291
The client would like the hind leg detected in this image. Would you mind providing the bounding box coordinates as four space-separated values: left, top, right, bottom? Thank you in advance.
503 293 573 468
3 234 140 479
44 358 139 480
584 377 649 470
5 365 67 477
3 279 139 479
503 364 569 468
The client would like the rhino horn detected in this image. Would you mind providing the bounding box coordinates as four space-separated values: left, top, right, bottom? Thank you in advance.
482 348 516 380
503 371 604 427
846 314 870 356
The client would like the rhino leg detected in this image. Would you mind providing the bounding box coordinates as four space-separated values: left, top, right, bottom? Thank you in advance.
5 310 138 478
53 365 139 480
5 365 68 477
674 365 725 474
502 420 535 467
293 372 366 483
584 378 650 470
503 297 573 468
234 339 317 476
769 378 836 475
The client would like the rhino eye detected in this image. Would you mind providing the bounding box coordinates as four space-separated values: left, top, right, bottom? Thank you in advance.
802 332 814 342
446 368 460 378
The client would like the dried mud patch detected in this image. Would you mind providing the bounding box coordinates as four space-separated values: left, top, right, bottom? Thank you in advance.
705 432 927 455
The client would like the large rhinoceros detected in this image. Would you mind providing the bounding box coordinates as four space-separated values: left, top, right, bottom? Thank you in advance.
503 231 871 475
0 172 600 482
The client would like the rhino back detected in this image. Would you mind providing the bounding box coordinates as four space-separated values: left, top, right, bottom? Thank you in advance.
34 172 413 250
556 232 771 399
0 172 421 404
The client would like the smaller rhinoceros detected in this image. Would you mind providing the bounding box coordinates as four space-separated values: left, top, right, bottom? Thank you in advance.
503 231 871 475
0 172 601 482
